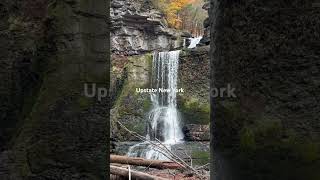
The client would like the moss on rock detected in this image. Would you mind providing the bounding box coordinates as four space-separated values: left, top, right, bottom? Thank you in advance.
178 96 210 125
240 126 256 151
192 150 210 166
111 53 153 141
178 47 210 128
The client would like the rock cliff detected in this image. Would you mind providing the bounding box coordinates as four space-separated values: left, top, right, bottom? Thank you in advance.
179 46 210 141
111 0 184 55
111 54 152 142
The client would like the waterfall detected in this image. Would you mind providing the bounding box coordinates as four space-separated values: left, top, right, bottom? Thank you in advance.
149 51 184 143
188 36 203 48
127 50 183 160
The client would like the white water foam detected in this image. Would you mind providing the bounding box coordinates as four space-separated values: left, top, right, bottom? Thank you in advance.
188 36 203 48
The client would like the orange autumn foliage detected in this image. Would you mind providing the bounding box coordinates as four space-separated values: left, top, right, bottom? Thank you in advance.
152 0 207 33
164 0 193 29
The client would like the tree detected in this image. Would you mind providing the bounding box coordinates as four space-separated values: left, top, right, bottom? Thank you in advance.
152 0 207 35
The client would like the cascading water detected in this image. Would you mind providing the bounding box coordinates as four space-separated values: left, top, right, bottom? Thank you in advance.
188 36 203 48
127 50 183 160
149 51 184 143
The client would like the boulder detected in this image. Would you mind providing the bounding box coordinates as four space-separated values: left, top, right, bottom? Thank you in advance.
183 124 210 141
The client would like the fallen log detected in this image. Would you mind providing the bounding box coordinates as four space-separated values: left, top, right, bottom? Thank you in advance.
111 155 184 170
110 165 169 180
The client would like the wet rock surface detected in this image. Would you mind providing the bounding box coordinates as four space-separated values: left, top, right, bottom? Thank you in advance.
183 124 210 141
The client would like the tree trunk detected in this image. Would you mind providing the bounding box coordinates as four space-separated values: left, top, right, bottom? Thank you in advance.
110 155 184 169
110 165 169 180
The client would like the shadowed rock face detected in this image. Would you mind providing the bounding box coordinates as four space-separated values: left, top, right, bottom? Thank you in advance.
183 124 210 141
178 46 210 141
210 0 320 180
0 0 49 150
0 0 108 179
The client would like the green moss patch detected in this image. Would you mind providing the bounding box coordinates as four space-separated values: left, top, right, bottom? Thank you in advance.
78 96 93 110
178 96 210 125
111 54 154 140
192 150 210 166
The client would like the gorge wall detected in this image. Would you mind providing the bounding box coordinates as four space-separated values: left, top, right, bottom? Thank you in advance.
210 0 320 180
0 0 108 179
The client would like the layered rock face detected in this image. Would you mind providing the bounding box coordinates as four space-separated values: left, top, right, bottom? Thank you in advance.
210 0 320 179
111 0 183 55
0 1 108 179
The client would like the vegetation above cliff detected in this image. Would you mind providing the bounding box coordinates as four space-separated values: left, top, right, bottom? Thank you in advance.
152 0 208 35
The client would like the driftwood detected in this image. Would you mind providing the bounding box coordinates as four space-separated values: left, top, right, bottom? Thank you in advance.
111 155 184 170
110 165 169 180
113 120 207 179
